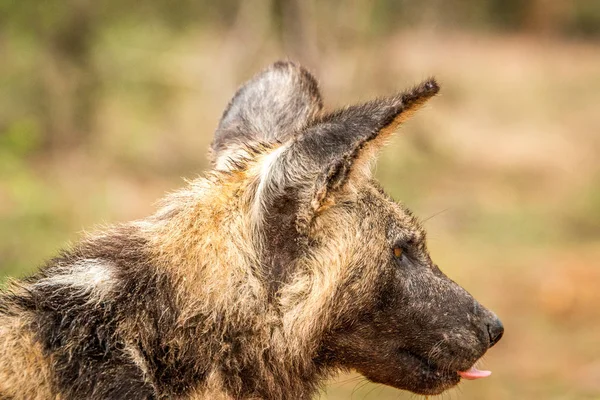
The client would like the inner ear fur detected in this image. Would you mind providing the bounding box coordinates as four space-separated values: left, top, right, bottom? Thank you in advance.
282 79 439 208
305 78 439 189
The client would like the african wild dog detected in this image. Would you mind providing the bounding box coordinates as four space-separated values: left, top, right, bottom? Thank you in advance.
0 61 503 399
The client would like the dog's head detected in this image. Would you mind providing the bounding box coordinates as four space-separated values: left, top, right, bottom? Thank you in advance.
211 61 503 395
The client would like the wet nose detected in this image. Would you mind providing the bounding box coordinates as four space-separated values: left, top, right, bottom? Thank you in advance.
486 317 504 348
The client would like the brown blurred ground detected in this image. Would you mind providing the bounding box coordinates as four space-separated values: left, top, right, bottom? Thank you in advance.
1 1 599 399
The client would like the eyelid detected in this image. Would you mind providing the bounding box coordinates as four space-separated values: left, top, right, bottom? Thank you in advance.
394 236 416 250
393 240 409 251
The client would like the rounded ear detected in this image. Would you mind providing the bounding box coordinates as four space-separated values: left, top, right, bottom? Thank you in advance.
211 61 323 169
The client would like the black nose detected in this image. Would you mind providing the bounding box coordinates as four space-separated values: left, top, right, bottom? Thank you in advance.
486 317 504 348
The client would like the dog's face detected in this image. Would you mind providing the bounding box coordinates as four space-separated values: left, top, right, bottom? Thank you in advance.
211 62 503 395
311 184 503 394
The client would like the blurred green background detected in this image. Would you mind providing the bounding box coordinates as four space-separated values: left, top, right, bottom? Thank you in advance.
1 1 599 399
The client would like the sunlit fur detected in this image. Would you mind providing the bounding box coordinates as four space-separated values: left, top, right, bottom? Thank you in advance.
0 312 54 399
0 61 502 399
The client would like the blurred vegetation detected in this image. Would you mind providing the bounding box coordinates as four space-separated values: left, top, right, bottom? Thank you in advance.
1 0 599 151
1 1 599 399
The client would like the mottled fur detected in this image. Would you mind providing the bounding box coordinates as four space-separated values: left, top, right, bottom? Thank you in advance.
0 61 502 399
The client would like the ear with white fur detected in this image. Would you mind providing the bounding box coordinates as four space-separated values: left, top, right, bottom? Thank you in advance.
211 61 323 169
256 78 440 230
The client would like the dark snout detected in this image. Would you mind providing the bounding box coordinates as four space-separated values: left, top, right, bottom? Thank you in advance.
485 314 504 348
474 299 504 348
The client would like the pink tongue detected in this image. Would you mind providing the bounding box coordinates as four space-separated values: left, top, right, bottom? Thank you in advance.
458 367 492 380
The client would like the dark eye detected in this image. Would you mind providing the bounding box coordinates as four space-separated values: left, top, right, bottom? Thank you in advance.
393 247 403 259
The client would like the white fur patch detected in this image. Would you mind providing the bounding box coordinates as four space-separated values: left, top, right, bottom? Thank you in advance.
34 259 114 300
125 345 155 389
214 146 254 172
252 144 289 223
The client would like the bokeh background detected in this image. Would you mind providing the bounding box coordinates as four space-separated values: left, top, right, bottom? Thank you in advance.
1 1 599 399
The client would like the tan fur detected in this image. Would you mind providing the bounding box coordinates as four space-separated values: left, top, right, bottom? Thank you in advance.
187 370 235 400
143 169 265 311
0 312 58 399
